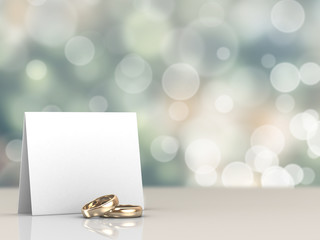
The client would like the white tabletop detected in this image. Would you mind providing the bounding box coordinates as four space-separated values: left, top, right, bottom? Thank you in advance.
1 187 320 240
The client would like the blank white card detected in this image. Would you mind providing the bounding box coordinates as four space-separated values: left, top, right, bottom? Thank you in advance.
18 112 144 215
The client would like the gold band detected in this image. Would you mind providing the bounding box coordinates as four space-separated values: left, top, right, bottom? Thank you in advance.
101 205 143 218
82 194 119 218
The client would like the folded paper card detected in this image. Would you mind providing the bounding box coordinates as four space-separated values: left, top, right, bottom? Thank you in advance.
18 112 144 215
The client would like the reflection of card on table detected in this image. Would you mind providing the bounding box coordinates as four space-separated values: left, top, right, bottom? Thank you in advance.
18 112 144 215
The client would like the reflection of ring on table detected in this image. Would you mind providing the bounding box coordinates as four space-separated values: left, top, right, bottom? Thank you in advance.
101 205 143 218
82 194 119 218
83 219 119 239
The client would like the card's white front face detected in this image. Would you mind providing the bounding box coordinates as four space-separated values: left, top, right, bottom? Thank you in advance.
23 112 144 215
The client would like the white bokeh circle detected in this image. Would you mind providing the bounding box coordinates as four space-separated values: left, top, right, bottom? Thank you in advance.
221 162 254 187
307 121 320 156
89 96 108 112
216 47 230 61
26 59 47 80
270 62 300 93
290 112 318 140
65 36 95 66
301 167 315 185
245 146 279 173
162 63 200 100
115 54 152 94
214 95 234 113
195 167 217 187
261 54 276 68
5 139 22 162
275 94 295 113
151 136 179 162
284 164 304 185
300 62 320 86
261 166 294 188
250 125 285 154
271 0 305 33
185 139 221 173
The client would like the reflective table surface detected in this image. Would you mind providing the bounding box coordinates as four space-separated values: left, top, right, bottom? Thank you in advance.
1 187 320 240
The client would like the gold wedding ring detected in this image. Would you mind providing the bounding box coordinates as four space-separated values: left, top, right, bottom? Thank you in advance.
82 194 119 218
101 205 143 218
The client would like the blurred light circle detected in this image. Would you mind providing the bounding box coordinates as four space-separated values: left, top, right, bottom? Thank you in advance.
289 112 318 140
221 162 254 187
214 95 234 113
271 0 305 33
245 146 279 173
251 125 285 154
89 96 108 112
195 167 217 187
200 81 232 112
284 164 304 185
184 21 238 76
270 62 300 93
26 60 47 80
301 167 315 185
120 54 144 77
198 2 224 27
42 105 61 112
216 47 230 61
124 13 169 57
307 121 320 156
255 150 279 173
115 54 152 94
162 63 200 100
134 0 175 21
230 67 270 107
305 109 319 119
185 139 221 172
300 62 320 85
151 136 179 162
26 0 77 46
28 0 46 6
261 166 294 188
65 36 95 66
5 139 22 162
168 102 189 121
261 54 276 68
275 94 295 113
162 136 179 154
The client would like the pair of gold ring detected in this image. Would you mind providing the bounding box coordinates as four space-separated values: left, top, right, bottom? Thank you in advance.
81 194 142 218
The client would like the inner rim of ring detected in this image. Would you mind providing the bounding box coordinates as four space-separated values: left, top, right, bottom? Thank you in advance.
83 195 114 210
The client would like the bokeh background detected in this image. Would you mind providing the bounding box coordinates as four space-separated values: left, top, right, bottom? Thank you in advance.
1 0 320 188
